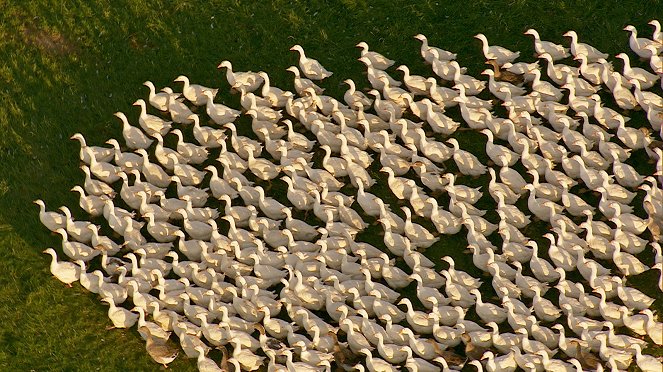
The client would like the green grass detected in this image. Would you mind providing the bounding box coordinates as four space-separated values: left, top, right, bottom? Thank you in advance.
1 0 662 370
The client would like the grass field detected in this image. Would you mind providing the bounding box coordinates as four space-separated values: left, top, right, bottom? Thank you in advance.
0 0 662 370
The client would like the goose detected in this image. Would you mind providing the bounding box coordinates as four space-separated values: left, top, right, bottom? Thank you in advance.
42 248 80 287
402 207 439 249
282 120 315 153
622 308 655 340
529 286 561 323
114 111 153 150
440 270 476 308
55 228 99 262
474 33 520 65
173 75 217 106
631 79 663 112
515 329 556 359
84 147 121 184
488 323 522 354
134 149 170 188
358 348 398 372
441 256 481 289
529 69 563 102
631 344 662 372
450 62 486 95
540 53 579 86
143 81 173 111
524 29 570 60
244 147 280 181
34 199 66 232
92 270 127 304
481 129 519 167
644 45 663 76
426 78 459 108
606 75 639 110
418 100 459 135
447 138 487 176
560 185 593 217
161 87 195 124
483 69 526 101
611 154 644 188
396 298 437 334
290 44 333 80
486 59 525 86
100 296 138 329
105 138 142 172
227 338 264 372
203 166 236 200
285 66 325 97
150 133 182 171
142 212 178 243
524 184 562 222
396 65 429 96
175 210 212 241
563 30 609 61
340 79 373 111
171 159 206 186
481 351 516 372
408 273 446 309
615 52 659 89
355 41 395 70
611 242 649 276
596 334 633 370
486 322 522 355
513 261 549 298
488 263 521 299
217 60 263 93
411 162 445 193
470 289 507 324
574 55 607 86
132 98 171 136
188 116 225 149
69 133 114 165
486 168 519 204
615 281 654 312
372 332 409 364
142 327 179 368
414 34 456 63
525 169 561 202
624 24 663 58
169 128 208 165
614 115 651 151
499 163 527 193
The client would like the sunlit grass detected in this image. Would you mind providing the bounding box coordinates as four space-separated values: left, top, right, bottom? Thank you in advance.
0 0 661 370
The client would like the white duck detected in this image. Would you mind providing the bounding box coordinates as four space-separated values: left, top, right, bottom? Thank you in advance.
563 30 609 61
132 99 171 136
217 60 263 92
69 133 114 165
42 248 80 287
615 52 659 89
475 33 520 65
114 111 153 150
174 75 217 106
524 29 570 60
447 138 487 176
290 45 333 80
143 80 172 111
414 34 456 63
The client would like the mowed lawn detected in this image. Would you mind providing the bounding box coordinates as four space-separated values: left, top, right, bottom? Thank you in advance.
0 0 661 370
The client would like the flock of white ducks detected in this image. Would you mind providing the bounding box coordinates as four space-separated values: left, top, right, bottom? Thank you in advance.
37 21 662 372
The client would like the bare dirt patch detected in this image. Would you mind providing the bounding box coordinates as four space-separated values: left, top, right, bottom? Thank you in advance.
21 24 77 56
